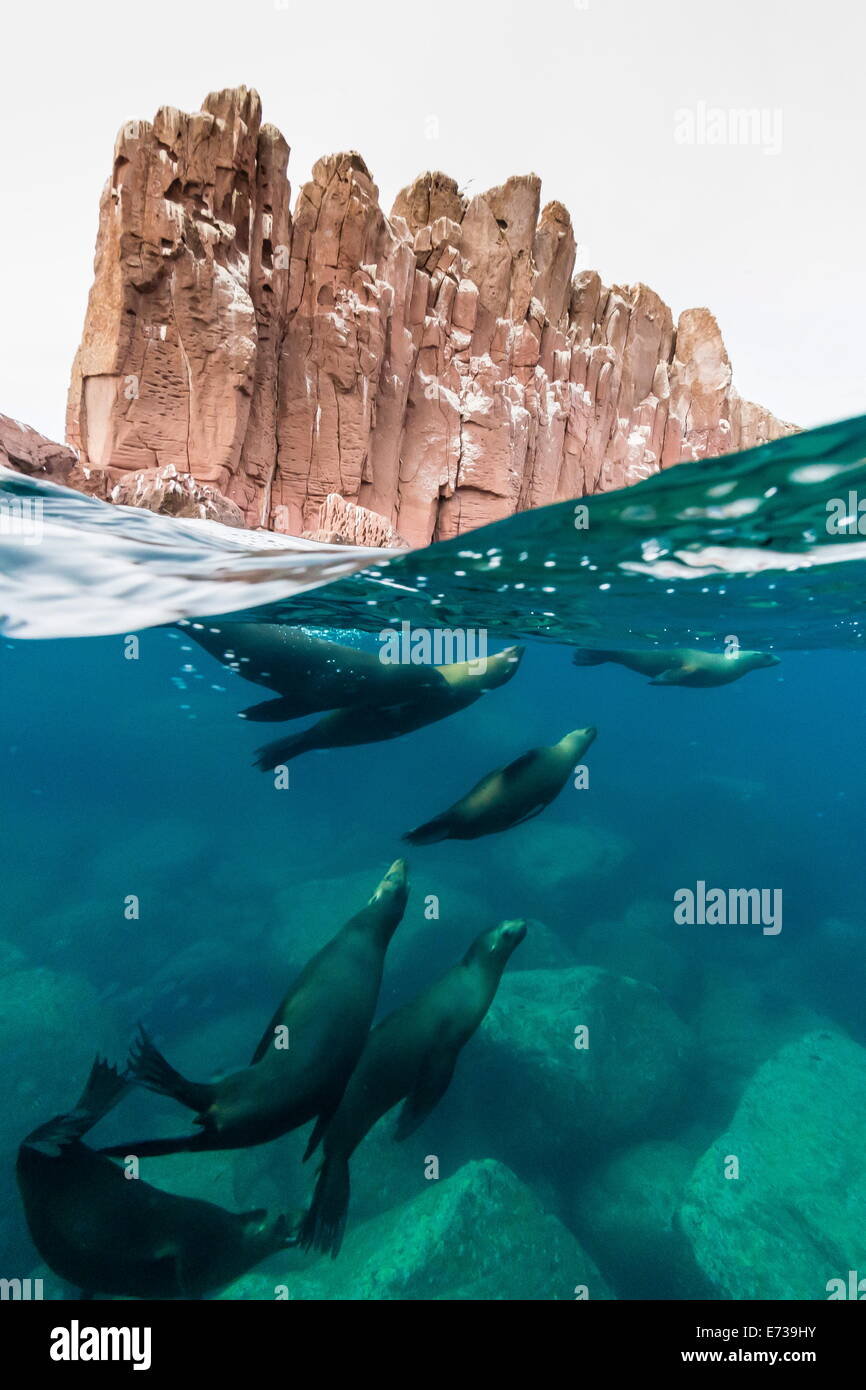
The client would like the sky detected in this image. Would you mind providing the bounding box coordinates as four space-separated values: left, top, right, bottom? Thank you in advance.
2 0 864 442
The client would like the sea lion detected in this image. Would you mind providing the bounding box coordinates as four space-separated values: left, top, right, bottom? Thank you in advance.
300 919 528 1257
572 646 779 687
184 622 449 722
17 1058 297 1299
403 727 597 844
253 644 525 769
100 860 409 1159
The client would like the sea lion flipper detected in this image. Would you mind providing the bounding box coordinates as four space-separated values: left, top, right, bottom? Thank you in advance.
649 666 685 685
129 1027 215 1115
23 1057 130 1153
252 730 309 771
508 802 549 828
500 750 541 782
241 696 300 723
97 1134 203 1159
302 1107 336 1162
572 649 614 666
394 1048 458 1141
403 813 451 846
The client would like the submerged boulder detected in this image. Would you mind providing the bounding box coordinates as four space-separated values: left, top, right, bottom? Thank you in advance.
487 821 632 904
680 1030 866 1299
574 896 695 1006
223 1158 614 1300
570 1139 712 1298
449 966 694 1175
689 972 839 1123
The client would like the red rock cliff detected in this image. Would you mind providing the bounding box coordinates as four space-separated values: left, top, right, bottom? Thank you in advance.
66 86 794 547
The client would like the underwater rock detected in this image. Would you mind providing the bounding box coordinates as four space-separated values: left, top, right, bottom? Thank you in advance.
486 820 632 901
689 971 840 1122
64 87 794 544
0 938 28 973
680 1030 866 1300
569 1139 711 1298
574 897 694 1006
451 966 693 1173
222 1158 613 1300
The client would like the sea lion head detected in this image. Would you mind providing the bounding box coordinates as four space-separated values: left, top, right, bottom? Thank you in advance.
557 725 598 758
467 918 528 968
241 1208 303 1256
745 650 780 668
479 644 526 689
368 858 409 914
438 643 525 690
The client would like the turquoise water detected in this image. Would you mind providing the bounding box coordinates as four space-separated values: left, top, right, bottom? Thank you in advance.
2 417 865 1299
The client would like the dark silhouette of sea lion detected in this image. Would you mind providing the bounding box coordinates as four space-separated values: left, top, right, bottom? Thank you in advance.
253 645 524 769
17 1059 297 1300
100 861 409 1160
403 726 597 844
184 622 449 722
300 919 527 1257
573 646 779 686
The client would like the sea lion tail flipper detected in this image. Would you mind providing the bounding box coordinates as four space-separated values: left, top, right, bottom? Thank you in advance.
22 1056 131 1152
128 1027 215 1114
402 814 451 846
394 1049 458 1141
252 730 309 771
572 649 615 666
240 696 300 723
298 1157 350 1259
74 1056 131 1126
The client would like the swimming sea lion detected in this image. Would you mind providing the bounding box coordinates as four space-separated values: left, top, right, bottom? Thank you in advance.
17 1059 297 1299
403 727 597 844
572 646 779 687
253 645 525 769
300 919 528 1257
100 861 409 1159
184 622 448 722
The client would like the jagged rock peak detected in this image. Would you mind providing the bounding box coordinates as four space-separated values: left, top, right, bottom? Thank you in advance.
65 85 795 548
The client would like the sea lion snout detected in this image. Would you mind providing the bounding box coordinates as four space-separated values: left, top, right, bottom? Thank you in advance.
499 918 528 945
565 725 597 748
370 858 409 902
488 919 528 959
480 644 526 687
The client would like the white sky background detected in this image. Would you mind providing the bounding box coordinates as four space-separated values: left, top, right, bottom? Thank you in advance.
2 0 864 442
